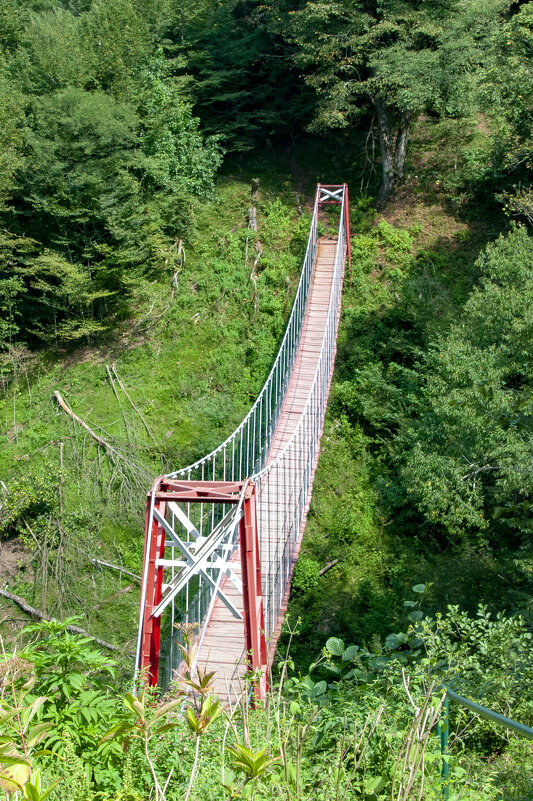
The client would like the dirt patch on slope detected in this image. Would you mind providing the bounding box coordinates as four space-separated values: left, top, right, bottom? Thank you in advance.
0 536 33 586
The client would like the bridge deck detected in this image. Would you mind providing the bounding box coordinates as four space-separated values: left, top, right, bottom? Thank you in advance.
197 238 339 698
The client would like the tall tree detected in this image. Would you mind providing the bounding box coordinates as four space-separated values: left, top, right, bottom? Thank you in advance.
281 0 510 199
165 0 313 151
399 226 533 543
0 1 221 347
483 3 533 224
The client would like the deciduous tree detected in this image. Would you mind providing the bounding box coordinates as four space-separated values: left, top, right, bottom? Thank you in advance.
282 0 510 199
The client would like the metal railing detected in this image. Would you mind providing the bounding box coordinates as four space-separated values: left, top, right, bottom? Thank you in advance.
254 196 346 640
155 186 348 688
167 189 319 486
439 688 533 798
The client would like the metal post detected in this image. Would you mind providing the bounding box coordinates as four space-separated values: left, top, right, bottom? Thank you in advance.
440 694 450 799
343 183 352 282
136 484 166 687
239 482 268 701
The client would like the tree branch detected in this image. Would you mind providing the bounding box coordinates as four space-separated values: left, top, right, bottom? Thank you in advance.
92 559 141 583
0 588 127 653
319 558 340 576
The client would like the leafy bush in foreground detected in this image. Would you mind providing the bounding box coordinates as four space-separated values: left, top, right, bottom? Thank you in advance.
0 592 531 801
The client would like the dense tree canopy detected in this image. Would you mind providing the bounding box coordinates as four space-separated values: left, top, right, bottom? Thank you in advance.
266 0 511 198
0 0 220 345
400 226 533 542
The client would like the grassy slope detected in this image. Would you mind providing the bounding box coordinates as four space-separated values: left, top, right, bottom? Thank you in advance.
1 127 530 672
0 167 310 659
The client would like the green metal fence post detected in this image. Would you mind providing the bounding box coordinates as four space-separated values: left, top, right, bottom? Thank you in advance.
440 693 450 800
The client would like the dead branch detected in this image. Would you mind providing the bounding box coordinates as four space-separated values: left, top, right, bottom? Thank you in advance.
248 206 257 231
249 243 263 314
92 559 141 583
245 178 260 268
217 226 239 247
54 391 143 474
110 365 157 447
106 366 132 444
54 391 122 457
93 583 136 610
54 392 152 513
0 588 125 653
170 239 185 300
319 558 340 576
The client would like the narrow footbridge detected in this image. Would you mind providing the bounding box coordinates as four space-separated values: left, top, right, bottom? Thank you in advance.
135 184 351 698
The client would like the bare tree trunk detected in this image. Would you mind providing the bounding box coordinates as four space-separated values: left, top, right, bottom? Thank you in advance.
375 99 411 201
0 588 124 652
376 98 395 202
395 112 411 182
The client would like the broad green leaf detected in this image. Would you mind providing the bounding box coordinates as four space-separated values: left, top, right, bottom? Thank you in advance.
311 681 327 696
342 645 358 661
0 754 31 766
289 701 301 716
25 722 54 749
364 775 385 793
184 707 200 734
99 722 134 743
152 699 182 721
325 637 344 656
123 694 144 719
153 723 182 735
28 777 61 800
22 697 47 730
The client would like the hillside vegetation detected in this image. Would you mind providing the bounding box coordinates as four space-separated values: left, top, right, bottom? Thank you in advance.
0 0 532 799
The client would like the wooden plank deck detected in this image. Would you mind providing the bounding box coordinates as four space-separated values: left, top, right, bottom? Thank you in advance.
196 238 342 698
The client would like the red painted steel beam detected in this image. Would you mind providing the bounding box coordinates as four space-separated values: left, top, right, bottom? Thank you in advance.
137 478 266 692
161 480 245 493
317 183 351 281
156 480 245 504
239 482 268 701
154 490 240 503
138 480 166 686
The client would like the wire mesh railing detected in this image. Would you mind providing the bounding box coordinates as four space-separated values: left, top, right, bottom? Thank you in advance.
254 196 346 641
153 186 347 688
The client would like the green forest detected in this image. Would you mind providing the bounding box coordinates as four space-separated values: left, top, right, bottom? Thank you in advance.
0 0 532 798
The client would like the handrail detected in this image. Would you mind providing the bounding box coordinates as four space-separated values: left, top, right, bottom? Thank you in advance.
167 187 320 482
251 191 347 641
444 687 533 739
439 687 533 798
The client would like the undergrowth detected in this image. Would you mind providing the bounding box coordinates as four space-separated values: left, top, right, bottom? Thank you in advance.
1 590 531 801
0 172 307 655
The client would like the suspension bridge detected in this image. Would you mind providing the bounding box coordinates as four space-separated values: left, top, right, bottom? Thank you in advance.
135 184 351 699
